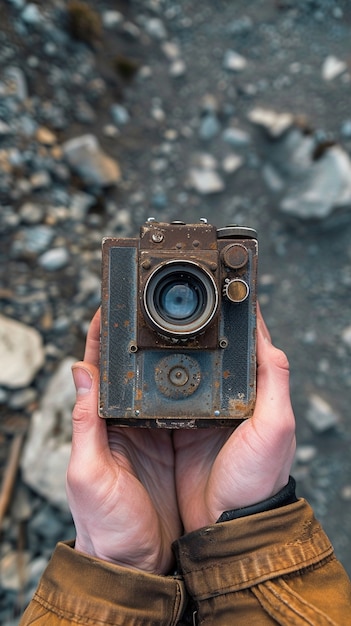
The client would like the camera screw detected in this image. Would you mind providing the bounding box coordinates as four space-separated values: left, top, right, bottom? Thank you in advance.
152 231 164 243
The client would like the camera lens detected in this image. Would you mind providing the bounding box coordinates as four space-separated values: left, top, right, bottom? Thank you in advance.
160 283 200 320
144 261 218 337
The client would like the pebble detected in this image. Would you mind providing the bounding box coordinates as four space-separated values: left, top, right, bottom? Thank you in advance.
248 107 294 138
322 55 347 81
188 168 225 194
38 247 70 271
341 325 351 348
305 394 340 433
223 49 248 72
0 315 45 388
21 357 77 510
62 134 121 187
1 2 351 620
222 127 251 147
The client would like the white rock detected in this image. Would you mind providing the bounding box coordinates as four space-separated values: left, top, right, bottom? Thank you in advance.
341 325 351 348
188 168 225 194
0 315 44 388
21 3 43 24
306 394 340 432
322 55 347 81
102 10 123 29
280 144 351 219
21 357 76 511
38 247 70 271
222 153 244 174
62 134 121 187
295 445 317 463
144 17 167 40
223 50 247 72
248 107 294 138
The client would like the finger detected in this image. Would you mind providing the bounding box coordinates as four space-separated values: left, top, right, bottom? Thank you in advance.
254 315 295 433
70 362 109 467
256 301 272 343
83 308 101 366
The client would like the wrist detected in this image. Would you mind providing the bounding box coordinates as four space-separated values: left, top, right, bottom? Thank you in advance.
216 476 297 523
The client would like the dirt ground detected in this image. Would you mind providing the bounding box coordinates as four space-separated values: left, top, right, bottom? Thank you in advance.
1 0 351 580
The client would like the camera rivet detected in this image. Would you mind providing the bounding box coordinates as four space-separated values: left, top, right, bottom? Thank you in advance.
141 259 151 270
214 410 220 416
135 410 140 416
192 240 200 248
219 338 228 348
209 262 218 271
152 232 164 243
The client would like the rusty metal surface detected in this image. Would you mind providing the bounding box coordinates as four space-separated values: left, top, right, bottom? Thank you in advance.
99 221 258 428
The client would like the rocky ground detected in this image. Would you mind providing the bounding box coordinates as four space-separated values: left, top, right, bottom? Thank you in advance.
1 0 351 622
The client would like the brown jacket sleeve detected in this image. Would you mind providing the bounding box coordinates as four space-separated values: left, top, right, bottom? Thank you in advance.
20 500 351 625
19 541 186 626
173 498 351 625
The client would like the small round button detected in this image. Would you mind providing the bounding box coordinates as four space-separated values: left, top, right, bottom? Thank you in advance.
222 244 249 269
224 279 249 303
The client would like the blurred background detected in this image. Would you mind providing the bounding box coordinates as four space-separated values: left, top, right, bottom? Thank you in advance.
1 1 351 622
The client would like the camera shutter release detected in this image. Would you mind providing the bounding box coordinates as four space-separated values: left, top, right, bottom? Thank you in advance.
224 279 249 303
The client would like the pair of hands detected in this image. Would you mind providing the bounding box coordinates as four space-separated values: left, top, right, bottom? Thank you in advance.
67 306 296 575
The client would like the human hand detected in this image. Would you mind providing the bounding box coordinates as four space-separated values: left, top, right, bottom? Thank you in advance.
174 304 296 532
66 309 181 575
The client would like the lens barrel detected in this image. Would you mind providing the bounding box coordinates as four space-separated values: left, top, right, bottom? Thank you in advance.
143 261 218 337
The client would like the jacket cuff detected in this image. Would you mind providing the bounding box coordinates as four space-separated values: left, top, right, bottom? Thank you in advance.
216 476 297 522
173 499 334 602
31 541 186 626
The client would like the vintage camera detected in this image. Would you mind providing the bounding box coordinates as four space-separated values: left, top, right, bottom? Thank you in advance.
99 219 258 428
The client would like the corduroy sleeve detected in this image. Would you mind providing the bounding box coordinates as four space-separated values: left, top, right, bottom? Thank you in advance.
173 499 351 625
20 541 186 626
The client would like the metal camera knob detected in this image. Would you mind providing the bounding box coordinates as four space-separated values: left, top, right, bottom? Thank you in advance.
223 278 250 303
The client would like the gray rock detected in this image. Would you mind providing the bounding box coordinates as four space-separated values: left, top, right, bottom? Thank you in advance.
111 103 130 125
4 66 28 100
199 113 221 140
62 134 121 188
0 315 45 388
8 387 37 409
222 127 251 147
280 143 351 219
11 225 54 256
21 357 76 510
306 394 340 432
38 247 70 271
144 17 167 40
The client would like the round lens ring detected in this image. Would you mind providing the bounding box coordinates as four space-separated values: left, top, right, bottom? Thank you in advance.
143 261 218 337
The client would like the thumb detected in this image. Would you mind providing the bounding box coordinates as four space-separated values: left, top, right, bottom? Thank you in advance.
254 317 295 435
71 362 108 460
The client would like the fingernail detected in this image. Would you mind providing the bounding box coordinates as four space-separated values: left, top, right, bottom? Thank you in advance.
72 366 93 395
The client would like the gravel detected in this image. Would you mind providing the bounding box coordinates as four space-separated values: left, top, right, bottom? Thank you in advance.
1 1 351 623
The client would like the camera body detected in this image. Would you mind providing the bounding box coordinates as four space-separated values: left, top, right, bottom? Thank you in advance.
99 220 258 428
